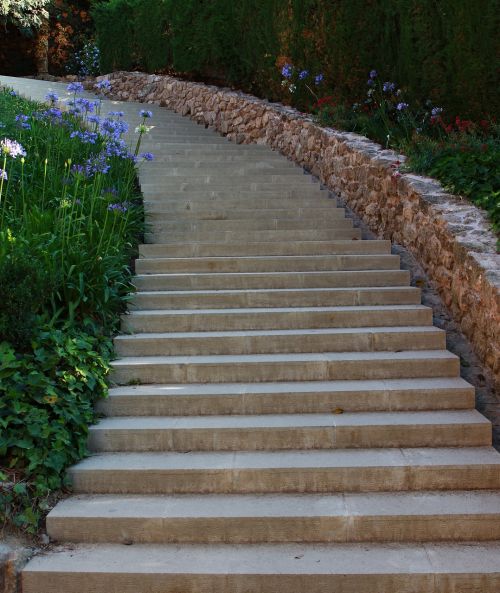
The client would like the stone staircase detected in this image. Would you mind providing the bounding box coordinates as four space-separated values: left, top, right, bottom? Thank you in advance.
16 88 500 592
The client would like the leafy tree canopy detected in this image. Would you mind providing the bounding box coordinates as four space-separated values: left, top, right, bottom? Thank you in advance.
0 0 51 29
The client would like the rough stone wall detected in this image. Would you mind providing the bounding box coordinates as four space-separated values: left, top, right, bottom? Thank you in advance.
95 71 500 385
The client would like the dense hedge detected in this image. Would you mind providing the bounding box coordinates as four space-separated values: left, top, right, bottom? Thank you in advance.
93 0 499 119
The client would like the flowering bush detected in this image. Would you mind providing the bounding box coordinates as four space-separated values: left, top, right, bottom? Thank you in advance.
0 84 151 532
66 40 101 77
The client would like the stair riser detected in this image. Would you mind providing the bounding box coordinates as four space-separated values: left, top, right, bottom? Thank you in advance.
69 464 500 494
146 220 354 233
87 423 490 452
97 387 475 417
121 309 430 333
47 514 500 544
143 188 327 199
145 168 303 177
114 330 444 357
145 208 346 221
145 198 337 211
130 288 421 310
146 229 362 243
30 572 500 593
111 357 459 385
138 241 390 258
134 270 408 291
135 255 399 274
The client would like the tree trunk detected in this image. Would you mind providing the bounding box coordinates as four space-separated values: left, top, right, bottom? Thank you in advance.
34 17 49 75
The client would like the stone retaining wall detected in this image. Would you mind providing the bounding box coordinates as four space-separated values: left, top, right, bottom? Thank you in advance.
95 71 500 384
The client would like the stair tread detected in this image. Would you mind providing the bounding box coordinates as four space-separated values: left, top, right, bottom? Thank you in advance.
107 377 474 397
70 447 500 472
111 349 457 366
22 541 500 576
115 326 442 340
90 409 488 430
125 304 429 315
49 490 500 519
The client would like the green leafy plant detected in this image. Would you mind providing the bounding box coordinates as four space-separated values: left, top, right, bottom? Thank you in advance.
0 85 148 532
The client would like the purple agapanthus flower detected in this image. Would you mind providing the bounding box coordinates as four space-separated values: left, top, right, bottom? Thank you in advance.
139 152 154 161
70 130 98 144
383 81 396 93
367 79 375 87
100 117 129 140
314 73 324 85
298 70 309 80
67 82 84 94
281 64 293 79
87 114 101 125
108 111 125 117
431 106 443 116
140 109 153 119
107 201 130 213
95 79 112 91
45 91 59 104
103 138 129 158
396 102 409 111
15 114 31 130
9 90 18 97
75 98 97 113
369 69 378 79
71 164 86 176
1 138 26 158
85 153 110 177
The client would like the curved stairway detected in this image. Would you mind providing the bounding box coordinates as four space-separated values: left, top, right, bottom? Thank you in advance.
5 76 500 593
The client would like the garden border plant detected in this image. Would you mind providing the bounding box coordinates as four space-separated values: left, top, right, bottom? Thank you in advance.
0 82 153 534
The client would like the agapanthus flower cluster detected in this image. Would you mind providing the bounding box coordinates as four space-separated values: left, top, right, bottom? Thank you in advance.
75 98 97 113
85 153 111 177
67 82 84 94
45 91 59 104
107 201 130 213
1 138 27 158
298 70 309 80
383 81 396 93
282 64 293 79
135 123 152 135
431 107 443 117
95 79 112 91
70 130 98 144
396 102 409 111
140 110 153 119
100 117 129 141
314 74 324 85
139 152 154 161
15 114 31 130
108 111 125 118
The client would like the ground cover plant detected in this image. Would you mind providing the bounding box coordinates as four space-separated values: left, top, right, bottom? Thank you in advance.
0 84 150 533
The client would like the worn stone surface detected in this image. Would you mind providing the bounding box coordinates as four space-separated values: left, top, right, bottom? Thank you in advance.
92 71 500 387
0 538 36 593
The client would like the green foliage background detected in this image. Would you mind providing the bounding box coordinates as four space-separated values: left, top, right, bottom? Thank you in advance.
92 0 499 119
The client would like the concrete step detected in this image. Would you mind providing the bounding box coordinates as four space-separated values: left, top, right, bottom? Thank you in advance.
143 187 327 199
110 350 459 385
22 541 500 593
87 410 490 452
133 269 408 291
143 156 297 167
136 254 399 274
147 153 293 163
144 196 337 211
145 207 346 220
47 491 500 544
130 286 420 310
68 447 500 494
120 305 432 333
144 166 303 177
114 327 444 357
142 180 321 192
146 228 363 243
138 240 390 258
146 218 354 233
97 378 476 417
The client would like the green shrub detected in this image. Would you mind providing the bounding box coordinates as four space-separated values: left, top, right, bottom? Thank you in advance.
0 323 112 532
93 0 499 120
0 245 52 350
